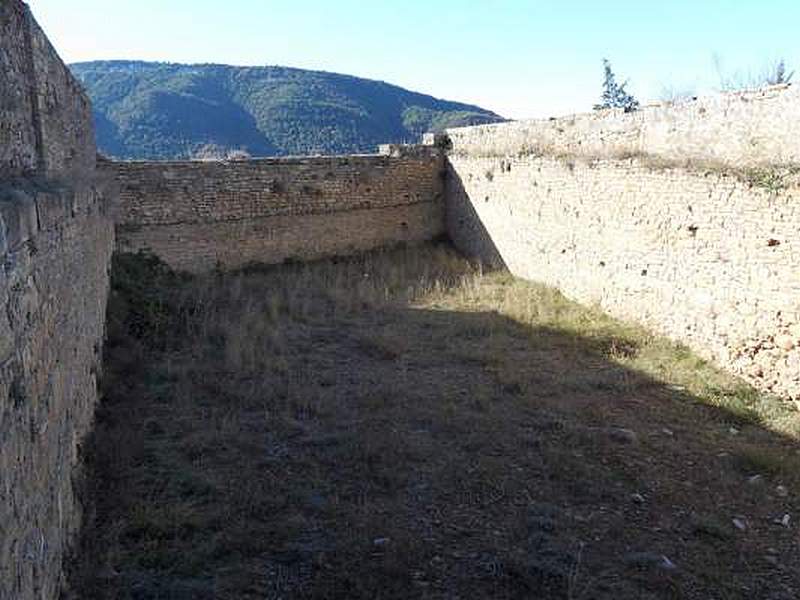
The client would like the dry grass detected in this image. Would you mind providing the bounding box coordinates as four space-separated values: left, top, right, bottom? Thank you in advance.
480 141 800 194
68 243 800 600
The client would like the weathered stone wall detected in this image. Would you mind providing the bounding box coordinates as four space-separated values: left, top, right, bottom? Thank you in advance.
445 112 800 402
0 1 95 179
0 184 113 600
27 15 97 178
0 0 38 178
447 84 800 168
110 148 445 272
3 3 798 596
1 3 114 599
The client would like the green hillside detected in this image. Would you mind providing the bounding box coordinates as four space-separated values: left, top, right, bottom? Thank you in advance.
70 61 505 159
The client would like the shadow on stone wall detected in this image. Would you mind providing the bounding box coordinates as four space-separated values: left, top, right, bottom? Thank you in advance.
444 162 507 270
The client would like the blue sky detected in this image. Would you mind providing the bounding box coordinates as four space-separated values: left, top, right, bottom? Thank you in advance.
30 0 800 119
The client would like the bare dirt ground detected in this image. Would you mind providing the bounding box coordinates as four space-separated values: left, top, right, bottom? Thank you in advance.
68 243 800 599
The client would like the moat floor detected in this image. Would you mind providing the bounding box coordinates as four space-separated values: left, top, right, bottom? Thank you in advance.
70 244 800 600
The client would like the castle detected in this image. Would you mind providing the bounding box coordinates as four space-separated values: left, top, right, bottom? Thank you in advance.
1 1 799 597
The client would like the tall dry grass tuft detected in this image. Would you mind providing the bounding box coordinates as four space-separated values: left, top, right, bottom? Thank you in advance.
158 243 481 377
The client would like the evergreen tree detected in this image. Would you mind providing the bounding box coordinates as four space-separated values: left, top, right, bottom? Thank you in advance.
594 59 640 112
766 59 794 85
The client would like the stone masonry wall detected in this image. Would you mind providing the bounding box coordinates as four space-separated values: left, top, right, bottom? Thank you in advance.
447 84 800 168
445 112 800 402
1 3 114 599
2 3 798 596
0 0 38 178
27 15 97 178
0 184 113 600
0 1 95 179
110 148 445 272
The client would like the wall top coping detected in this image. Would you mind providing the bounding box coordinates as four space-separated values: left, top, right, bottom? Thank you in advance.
109 146 440 168
442 83 800 167
446 83 796 136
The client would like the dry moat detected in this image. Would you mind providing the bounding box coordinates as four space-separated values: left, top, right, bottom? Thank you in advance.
69 244 800 599
4 2 800 598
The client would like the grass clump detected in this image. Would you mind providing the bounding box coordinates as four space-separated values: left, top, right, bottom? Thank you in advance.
745 167 788 193
732 445 800 478
689 515 732 541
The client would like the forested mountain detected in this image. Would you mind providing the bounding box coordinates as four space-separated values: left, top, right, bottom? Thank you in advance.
70 61 505 159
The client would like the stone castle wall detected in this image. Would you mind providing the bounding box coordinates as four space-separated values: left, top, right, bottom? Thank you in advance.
0 1 38 178
0 1 95 179
447 84 800 168
2 2 800 596
0 3 114 599
110 147 445 272
444 97 800 402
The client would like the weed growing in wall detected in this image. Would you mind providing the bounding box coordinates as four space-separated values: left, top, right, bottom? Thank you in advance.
743 165 800 195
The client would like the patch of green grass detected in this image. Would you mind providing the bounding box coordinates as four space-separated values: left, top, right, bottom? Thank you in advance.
742 165 800 194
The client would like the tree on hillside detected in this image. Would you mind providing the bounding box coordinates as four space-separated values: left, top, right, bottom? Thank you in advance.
593 59 640 112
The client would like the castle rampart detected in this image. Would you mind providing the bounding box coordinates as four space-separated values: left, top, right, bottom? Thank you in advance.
444 92 800 402
3 3 800 596
109 149 445 273
0 3 114 598
446 84 800 167
0 1 95 179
